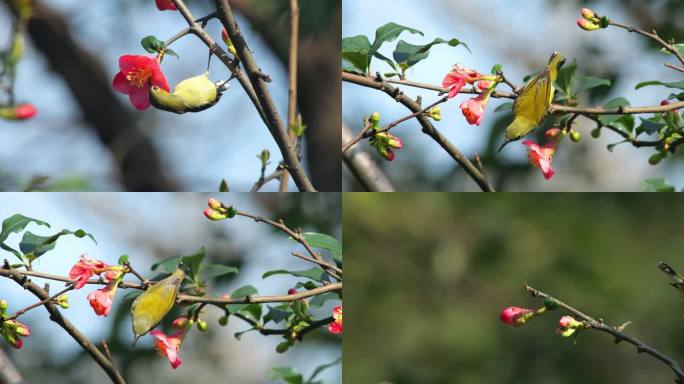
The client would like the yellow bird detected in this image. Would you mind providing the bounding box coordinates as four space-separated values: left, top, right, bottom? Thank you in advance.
131 268 185 345
149 72 229 114
498 52 566 153
658 261 684 294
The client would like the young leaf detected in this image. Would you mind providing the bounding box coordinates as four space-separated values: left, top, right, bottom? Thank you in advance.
151 255 183 273
309 292 340 308
300 232 342 263
635 80 684 91
577 75 611 93
262 267 328 282
226 285 259 314
19 229 95 259
141 35 164 53
268 367 303 384
554 58 577 96
201 263 239 282
341 35 372 73
369 22 423 58
598 97 631 126
181 247 205 282
641 178 675 192
393 38 469 70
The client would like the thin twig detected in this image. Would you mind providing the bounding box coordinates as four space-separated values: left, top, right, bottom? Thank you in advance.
6 286 73 320
0 269 125 384
525 284 684 383
212 0 316 191
609 21 684 69
278 0 300 192
291 252 342 276
251 166 284 192
342 123 396 192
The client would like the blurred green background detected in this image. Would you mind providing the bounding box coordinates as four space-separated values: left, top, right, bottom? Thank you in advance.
344 193 684 383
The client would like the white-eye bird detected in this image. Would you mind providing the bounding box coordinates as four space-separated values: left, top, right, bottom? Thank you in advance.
149 72 230 114
498 52 566 153
658 261 684 295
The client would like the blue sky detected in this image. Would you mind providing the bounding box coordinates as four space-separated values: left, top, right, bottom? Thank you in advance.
343 0 683 190
0 193 341 382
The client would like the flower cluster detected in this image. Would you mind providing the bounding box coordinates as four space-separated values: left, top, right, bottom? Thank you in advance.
500 304 584 340
328 306 342 335
68 255 126 316
203 198 237 221
442 65 498 127
0 300 30 349
577 8 609 31
367 112 404 161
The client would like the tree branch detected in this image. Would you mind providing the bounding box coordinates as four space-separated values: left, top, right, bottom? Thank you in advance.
343 71 495 192
278 0 300 192
342 124 396 192
525 284 684 383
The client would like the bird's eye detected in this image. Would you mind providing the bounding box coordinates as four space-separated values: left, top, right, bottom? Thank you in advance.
151 86 158 91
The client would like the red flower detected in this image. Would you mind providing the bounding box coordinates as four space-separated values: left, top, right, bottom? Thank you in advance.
460 95 488 126
500 306 534 326
69 255 107 289
150 330 183 369
442 65 481 99
0 103 37 120
328 306 342 334
523 140 557 180
112 55 169 111
155 0 177 11
87 282 118 317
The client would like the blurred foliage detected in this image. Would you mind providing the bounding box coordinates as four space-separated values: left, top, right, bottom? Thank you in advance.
344 193 684 383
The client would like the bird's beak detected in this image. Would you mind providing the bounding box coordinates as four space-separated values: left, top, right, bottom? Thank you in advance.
497 140 512 155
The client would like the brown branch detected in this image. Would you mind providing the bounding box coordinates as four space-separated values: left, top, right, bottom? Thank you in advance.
291 251 342 276
550 101 684 115
251 166 285 192
525 284 684 383
178 281 341 305
341 96 448 152
278 0 300 192
609 21 684 69
5 285 73 320
0 268 125 384
211 0 316 191
342 71 495 192
342 124 396 192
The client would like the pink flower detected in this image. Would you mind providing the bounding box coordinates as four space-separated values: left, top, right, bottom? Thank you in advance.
523 140 557 180
69 255 107 289
150 330 183 369
112 55 169 111
87 282 118 317
442 65 482 99
328 306 342 334
460 95 488 126
155 0 177 11
476 80 493 91
500 306 533 326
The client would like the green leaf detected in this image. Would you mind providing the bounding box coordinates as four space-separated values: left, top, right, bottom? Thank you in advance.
226 285 259 314
369 22 423 59
141 35 164 53
393 38 469 70
300 232 342 264
494 102 514 113
268 366 303 383
641 178 675 192
635 80 684 91
118 254 129 265
372 50 397 71
201 263 238 282
598 97 631 126
577 75 611 93
163 48 180 60
264 304 293 324
309 292 340 308
19 229 96 259
0 214 50 260
490 64 503 75
341 35 371 73
151 255 183 273
611 114 635 133
219 179 229 192
181 247 205 282
262 267 328 282
636 117 667 135
555 58 577 96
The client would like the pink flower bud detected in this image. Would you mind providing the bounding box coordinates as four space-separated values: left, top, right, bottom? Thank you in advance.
287 288 298 295
0 103 37 120
155 0 177 11
577 18 600 31
208 198 223 211
87 282 118 317
581 8 596 20
328 306 342 334
500 306 533 326
172 316 189 329
204 207 228 221
544 128 563 140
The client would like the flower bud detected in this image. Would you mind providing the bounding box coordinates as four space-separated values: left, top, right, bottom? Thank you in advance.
429 106 442 121
204 207 228 221
221 28 237 55
3 332 22 349
0 103 37 120
218 315 229 326
207 198 223 211
500 306 534 326
569 130 581 143
172 316 190 329
287 288 298 295
556 315 583 337
57 294 69 309
577 18 600 31
197 319 208 332
370 112 380 124
649 153 663 166
13 321 30 337
0 299 7 313
544 128 564 141
581 8 598 21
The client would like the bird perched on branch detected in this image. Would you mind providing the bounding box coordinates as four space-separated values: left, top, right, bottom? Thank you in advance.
150 72 230 114
499 52 566 152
